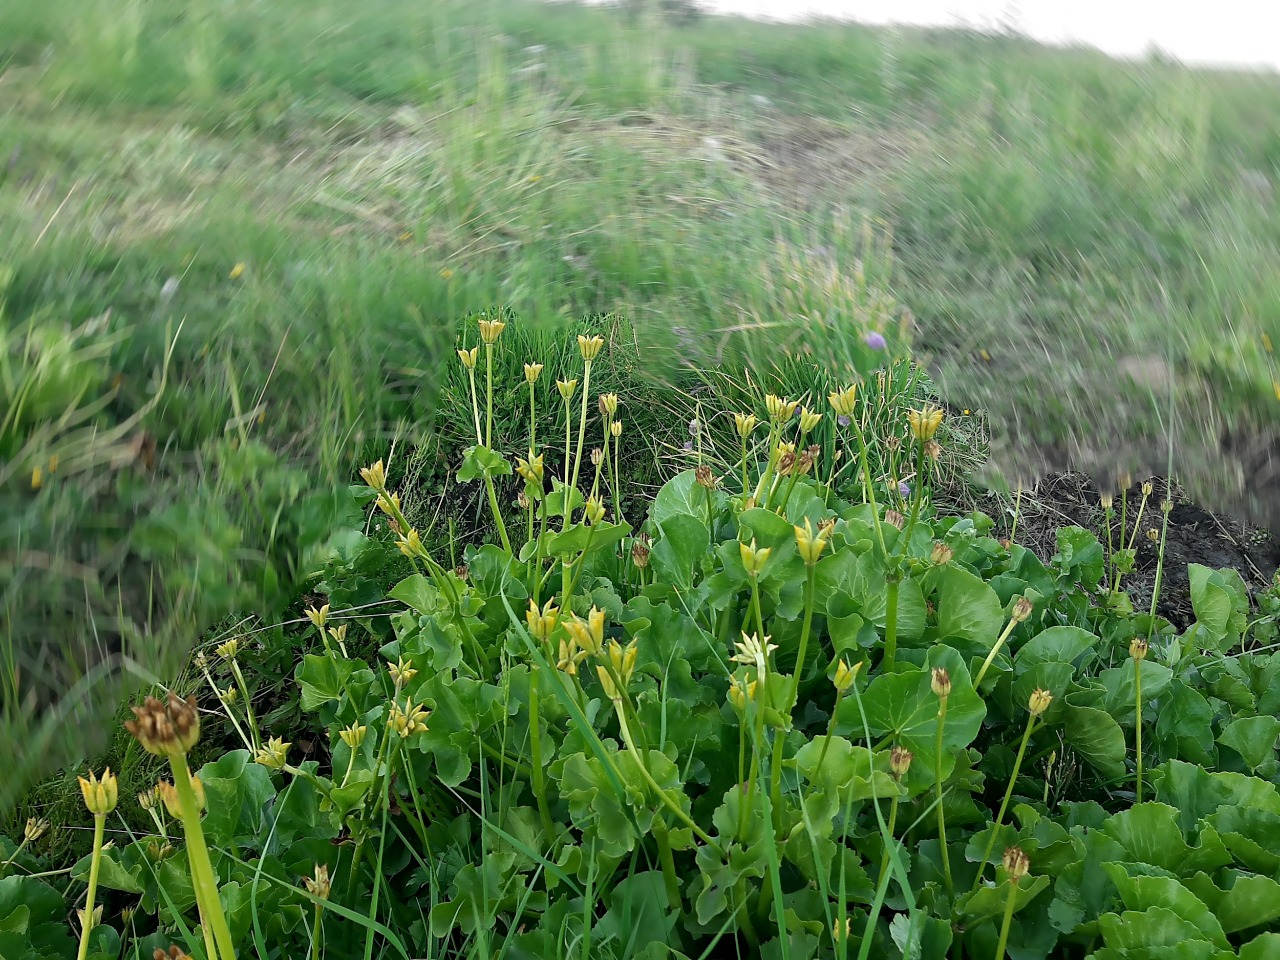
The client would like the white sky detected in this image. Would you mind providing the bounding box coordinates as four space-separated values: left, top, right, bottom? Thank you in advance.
700 1 1280 70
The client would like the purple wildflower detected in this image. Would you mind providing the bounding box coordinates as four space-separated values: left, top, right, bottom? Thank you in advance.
688 418 701 437
864 331 887 350
899 481 911 498
682 441 693 451
837 415 851 427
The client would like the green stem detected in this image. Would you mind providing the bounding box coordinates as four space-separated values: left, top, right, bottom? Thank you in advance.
935 696 954 895
1134 659 1144 803
310 904 324 960
858 794 900 960
529 668 555 836
229 661 260 752
562 396 574 529
485 343 494 448
751 424 780 504
172 757 237 960
770 564 817 825
612 427 622 525
974 715 1038 890
973 618 1020 689
740 435 750 500
813 689 845 776
467 368 482 445
74 815 105 960
993 880 1018 960
654 822 682 914
482 474 513 553
882 574 900 672
566 360 593 530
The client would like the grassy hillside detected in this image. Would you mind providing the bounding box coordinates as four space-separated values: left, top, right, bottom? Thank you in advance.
3 0 1280 804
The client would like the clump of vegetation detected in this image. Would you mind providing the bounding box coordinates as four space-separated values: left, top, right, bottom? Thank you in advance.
5 317 1279 959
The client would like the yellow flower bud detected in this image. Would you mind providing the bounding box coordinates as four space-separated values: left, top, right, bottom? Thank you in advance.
1011 596 1034 623
219 686 239 705
388 700 430 738
24 817 49 842
388 656 418 688
556 378 579 402
728 676 758 711
375 491 401 517
157 776 205 818
734 412 759 438
397 528 425 559
833 659 861 692
907 406 944 442
599 393 619 416
305 604 330 629
1141 481 1153 498
215 637 239 661
457 347 479 370
525 598 560 642
930 542 954 565
516 451 546 486
557 637 588 675
1129 638 1149 661
794 519 829 566
524 362 544 383
798 407 822 433
739 539 771 578
611 419 623 438
583 496 606 525
577 334 605 361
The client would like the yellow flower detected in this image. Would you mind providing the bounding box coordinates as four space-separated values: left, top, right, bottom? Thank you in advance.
524 362 544 384
30 466 43 490
254 736 291 770
931 542 954 565
828 385 857 418
1263 332 1273 353
610 419 622 438
1129 638 1149 661
525 598 560 642
397 528 425 559
439 267 454 279
305 604 330 629
305 863 332 900
360 460 387 492
388 656 418 688
596 640 638 699
764 394 798 423
138 788 158 811
599 393 619 416
229 262 246 280
215 637 239 661
577 334 605 361
516 451 545 485
219 686 239 705
832 659 861 692
731 632 777 676
907 406 944 442
557 638 588 675
798 407 822 433
739 539 772 578
727 676 758 711
794 518 830 566
478 318 506 344
157 776 206 818
556 378 579 402
24 817 49 842
458 346 479 370
338 724 367 749
1010 596 1034 623
1028 688 1054 717
376 491 401 517
388 700 430 738
733 412 759 438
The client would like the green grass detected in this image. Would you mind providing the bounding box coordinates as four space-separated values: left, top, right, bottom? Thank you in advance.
3 0 1280 808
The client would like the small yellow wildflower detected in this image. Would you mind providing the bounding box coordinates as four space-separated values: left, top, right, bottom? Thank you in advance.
254 737 290 770
907 406 944 442
229 262 246 280
524 362 544 384
577 334 605 361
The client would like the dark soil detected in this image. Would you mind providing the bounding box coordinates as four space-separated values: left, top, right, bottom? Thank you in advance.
977 472 1280 628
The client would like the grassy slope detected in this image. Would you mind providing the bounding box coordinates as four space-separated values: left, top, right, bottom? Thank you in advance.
3 0 1280 807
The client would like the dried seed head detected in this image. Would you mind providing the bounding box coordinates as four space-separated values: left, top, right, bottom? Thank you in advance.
883 509 905 529
1011 596 1034 623
931 542 954 565
126 692 201 757
1002 846 1030 880
305 863 332 900
796 445 818 475
155 945 194 960
1146 528 1160 542
138 788 158 811
24 817 48 842
885 435 901 453
1161 499 1173 515
931 667 951 699
631 537 651 570
591 447 603 467
695 464 719 489
890 745 913 780
924 439 942 461
1129 638 1149 661
1100 493 1114 510
1141 481 1153 497
776 450 797 476
517 489 531 510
